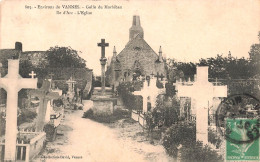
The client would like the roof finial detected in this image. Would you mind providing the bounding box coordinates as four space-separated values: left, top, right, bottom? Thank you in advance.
228 51 231 58
113 46 116 53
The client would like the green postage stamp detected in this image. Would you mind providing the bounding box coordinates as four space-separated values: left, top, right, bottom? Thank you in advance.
226 118 259 161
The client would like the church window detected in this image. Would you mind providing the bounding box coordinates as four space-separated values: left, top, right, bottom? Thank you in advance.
134 47 141 51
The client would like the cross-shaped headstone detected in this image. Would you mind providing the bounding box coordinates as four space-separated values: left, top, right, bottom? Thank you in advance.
49 72 54 80
150 72 155 79
149 77 166 108
66 76 76 93
132 77 166 113
98 39 109 58
177 66 227 145
29 80 60 132
29 71 36 78
0 59 37 161
160 73 165 81
132 80 150 113
155 72 160 80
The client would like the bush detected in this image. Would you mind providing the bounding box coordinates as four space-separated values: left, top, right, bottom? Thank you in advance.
162 122 196 157
17 109 37 125
82 109 94 118
180 141 223 162
162 123 223 161
44 123 57 141
117 82 142 111
153 96 179 127
208 128 222 149
82 109 130 123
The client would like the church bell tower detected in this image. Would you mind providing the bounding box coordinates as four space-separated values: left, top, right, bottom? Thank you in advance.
129 15 144 41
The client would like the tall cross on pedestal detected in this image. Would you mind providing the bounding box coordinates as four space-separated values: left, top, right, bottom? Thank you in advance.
29 80 60 132
177 66 227 145
0 59 37 161
98 39 109 94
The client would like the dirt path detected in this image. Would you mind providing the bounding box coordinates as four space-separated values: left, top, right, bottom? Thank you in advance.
34 100 174 162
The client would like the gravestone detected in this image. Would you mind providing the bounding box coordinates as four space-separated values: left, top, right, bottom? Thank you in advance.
132 76 166 113
149 77 166 108
29 80 60 132
66 76 76 101
133 79 150 113
177 66 227 145
0 59 37 161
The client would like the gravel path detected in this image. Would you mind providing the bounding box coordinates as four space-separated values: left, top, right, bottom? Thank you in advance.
33 100 174 162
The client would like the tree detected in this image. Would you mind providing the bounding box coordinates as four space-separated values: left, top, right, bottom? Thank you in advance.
249 31 260 77
46 46 86 68
19 60 33 78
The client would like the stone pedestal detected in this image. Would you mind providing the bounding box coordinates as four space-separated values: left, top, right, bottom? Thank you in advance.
91 87 117 116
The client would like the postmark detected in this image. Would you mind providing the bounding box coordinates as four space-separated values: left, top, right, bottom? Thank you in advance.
216 93 260 143
216 94 260 161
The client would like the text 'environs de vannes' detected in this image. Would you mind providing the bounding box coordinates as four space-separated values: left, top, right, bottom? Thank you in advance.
26 5 122 10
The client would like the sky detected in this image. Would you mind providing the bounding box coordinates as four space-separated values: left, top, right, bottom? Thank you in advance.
0 0 260 75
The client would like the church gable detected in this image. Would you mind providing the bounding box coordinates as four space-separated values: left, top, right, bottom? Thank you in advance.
117 34 159 75
106 15 166 85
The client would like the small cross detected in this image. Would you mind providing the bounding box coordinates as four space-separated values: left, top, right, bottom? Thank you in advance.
150 72 155 79
154 72 160 80
49 73 54 80
29 71 36 78
160 74 165 81
97 39 109 58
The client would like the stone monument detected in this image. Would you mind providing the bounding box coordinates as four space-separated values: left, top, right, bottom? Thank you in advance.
91 39 117 115
29 80 60 132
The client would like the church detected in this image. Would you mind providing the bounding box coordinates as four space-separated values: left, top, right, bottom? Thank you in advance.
106 15 167 87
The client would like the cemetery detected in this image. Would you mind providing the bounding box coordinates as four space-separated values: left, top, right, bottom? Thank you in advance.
0 11 259 162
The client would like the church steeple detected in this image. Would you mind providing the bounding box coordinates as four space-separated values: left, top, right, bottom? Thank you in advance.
159 46 163 62
129 15 144 41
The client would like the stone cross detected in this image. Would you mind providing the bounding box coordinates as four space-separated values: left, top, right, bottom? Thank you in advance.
177 66 227 145
98 39 109 58
66 76 76 93
49 72 54 80
29 80 60 132
132 77 166 113
132 80 150 113
98 39 109 94
29 71 36 78
0 59 37 161
149 77 166 108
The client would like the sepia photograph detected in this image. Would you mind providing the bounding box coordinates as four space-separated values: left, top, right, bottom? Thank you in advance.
0 0 260 161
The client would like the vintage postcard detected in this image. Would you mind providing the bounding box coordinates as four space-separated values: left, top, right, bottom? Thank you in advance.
0 0 259 161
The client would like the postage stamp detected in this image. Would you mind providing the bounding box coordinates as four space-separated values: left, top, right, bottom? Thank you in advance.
225 118 259 161
216 94 260 161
